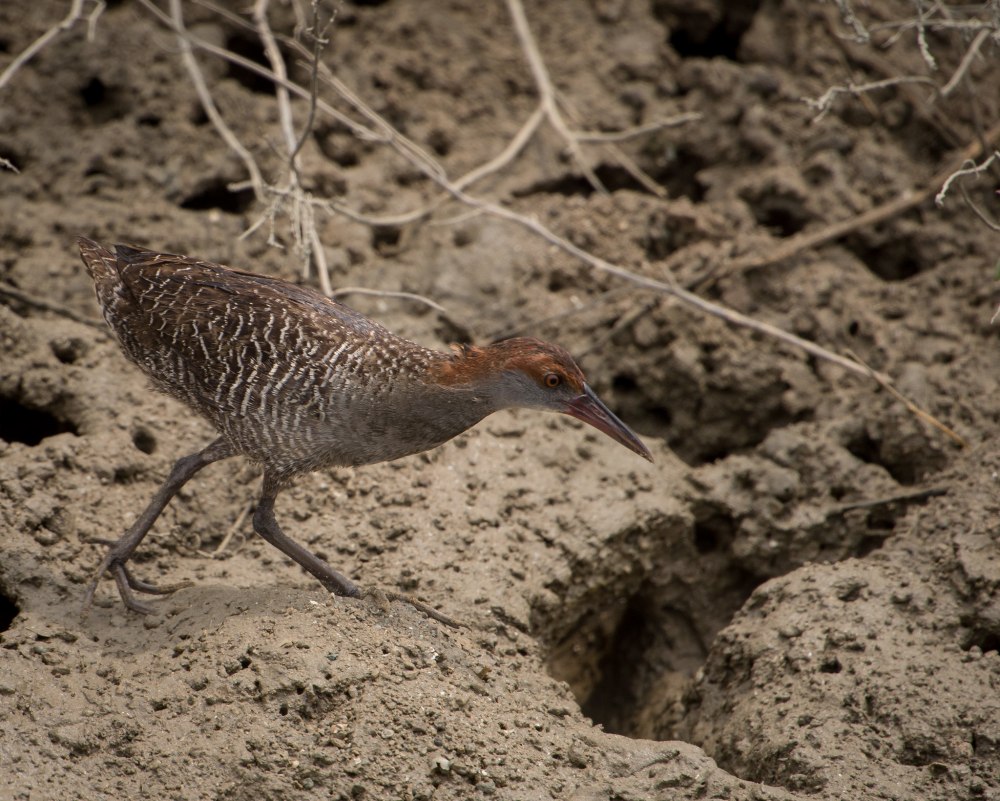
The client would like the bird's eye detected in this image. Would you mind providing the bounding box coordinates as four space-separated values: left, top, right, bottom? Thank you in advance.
544 372 561 388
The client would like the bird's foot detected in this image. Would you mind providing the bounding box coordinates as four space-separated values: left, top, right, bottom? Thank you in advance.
82 543 191 616
360 586 462 629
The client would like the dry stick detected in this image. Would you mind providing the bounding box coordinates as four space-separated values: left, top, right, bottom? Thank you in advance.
505 0 605 194
330 287 448 314
205 502 253 558
0 0 105 91
940 27 992 97
139 0 380 141
828 486 948 516
144 7 897 388
577 297 661 358
914 0 938 71
251 0 334 294
825 6 999 148
936 151 1000 206
168 0 265 202
0 281 104 329
155 0 693 231
505 0 667 198
845 349 968 448
699 118 1000 290
806 75 938 122
959 182 1000 233
167 20 890 385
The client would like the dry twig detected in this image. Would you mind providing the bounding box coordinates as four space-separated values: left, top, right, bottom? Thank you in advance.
935 151 1000 206
828 486 948 517
330 287 447 315
505 0 669 198
140 5 889 385
0 0 105 92
805 75 937 122
846 349 968 448
0 281 104 329
698 118 1000 289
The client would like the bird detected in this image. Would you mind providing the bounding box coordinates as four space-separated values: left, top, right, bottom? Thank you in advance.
76 237 652 624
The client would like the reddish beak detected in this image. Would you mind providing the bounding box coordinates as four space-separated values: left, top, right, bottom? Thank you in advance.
564 384 653 462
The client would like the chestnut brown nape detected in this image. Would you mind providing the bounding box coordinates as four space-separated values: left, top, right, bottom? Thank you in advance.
76 237 651 624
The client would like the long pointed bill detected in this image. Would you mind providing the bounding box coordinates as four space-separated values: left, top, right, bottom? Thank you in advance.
564 384 653 462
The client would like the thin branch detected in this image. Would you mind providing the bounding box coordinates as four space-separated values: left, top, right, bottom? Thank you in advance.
827 486 948 517
141 1 910 391
577 297 661 358
914 1 938 71
958 182 1000 233
289 4 331 165
0 281 104 328
200 502 253 558
940 27 991 97
700 118 1000 288
330 287 448 315
846 349 968 448
831 0 871 43
505 0 606 194
805 76 937 122
168 0 265 201
0 0 105 92
253 0 299 175
138 0 379 141
935 152 999 206
574 114 702 143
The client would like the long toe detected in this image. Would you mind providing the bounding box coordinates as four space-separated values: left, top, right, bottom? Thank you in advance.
361 586 462 629
110 565 159 615
121 565 192 596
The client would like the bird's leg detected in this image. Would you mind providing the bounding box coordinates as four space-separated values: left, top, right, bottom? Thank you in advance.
253 475 460 628
83 437 236 615
252 476 362 599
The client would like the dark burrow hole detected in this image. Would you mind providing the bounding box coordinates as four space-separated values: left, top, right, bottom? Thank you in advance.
511 164 659 199
0 143 24 172
842 228 928 282
844 429 943 486
78 76 126 122
224 32 284 94
649 145 707 203
0 395 79 446
0 586 19 633
740 186 810 237
132 426 158 455
371 225 402 254
819 656 842 673
545 513 764 740
180 179 255 214
960 618 1000 654
657 0 763 60
80 76 107 107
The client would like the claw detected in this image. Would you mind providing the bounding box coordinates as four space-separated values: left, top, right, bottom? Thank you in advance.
81 547 189 617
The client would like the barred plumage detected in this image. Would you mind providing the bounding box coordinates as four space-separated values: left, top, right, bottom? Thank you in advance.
77 237 651 623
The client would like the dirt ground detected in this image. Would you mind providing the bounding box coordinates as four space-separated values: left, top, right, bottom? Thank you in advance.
2 0 1000 799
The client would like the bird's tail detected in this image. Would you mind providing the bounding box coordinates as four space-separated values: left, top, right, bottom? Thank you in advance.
76 236 135 322
76 236 117 284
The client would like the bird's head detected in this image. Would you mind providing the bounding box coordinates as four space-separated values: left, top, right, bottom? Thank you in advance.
434 337 653 462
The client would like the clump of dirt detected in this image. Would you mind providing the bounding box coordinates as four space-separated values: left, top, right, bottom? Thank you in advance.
2 1 1000 799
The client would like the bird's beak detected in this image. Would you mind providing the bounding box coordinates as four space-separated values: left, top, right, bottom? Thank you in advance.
564 384 654 462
